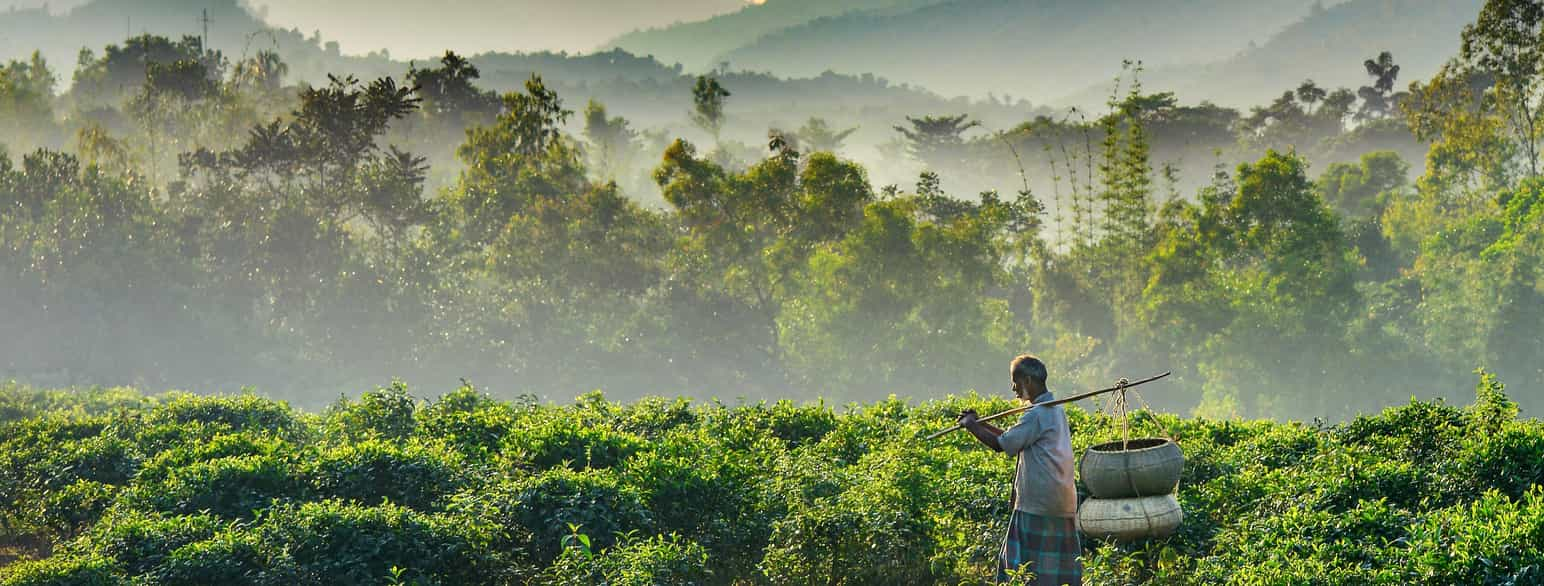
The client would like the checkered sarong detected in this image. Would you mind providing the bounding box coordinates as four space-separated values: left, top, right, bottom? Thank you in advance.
997 509 1082 585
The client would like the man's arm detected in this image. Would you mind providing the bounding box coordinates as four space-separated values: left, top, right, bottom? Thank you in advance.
957 411 1004 452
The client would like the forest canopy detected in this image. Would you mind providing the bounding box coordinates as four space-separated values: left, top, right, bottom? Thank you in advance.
0 0 1540 423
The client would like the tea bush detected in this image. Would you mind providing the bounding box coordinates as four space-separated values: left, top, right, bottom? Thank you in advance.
1 373 1542 585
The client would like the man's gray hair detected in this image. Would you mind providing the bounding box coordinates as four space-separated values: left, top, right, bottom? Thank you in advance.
1011 354 1048 385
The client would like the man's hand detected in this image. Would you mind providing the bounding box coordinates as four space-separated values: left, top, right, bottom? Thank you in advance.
956 409 980 428
958 409 1004 452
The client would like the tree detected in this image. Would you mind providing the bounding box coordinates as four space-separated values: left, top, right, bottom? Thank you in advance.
72 35 217 108
407 51 499 122
1097 77 1158 250
233 50 289 93
1458 0 1544 177
449 75 586 246
1357 51 1403 120
582 99 636 181
174 74 423 325
1316 150 1410 218
126 56 227 186
893 114 979 171
792 117 857 153
1143 150 1357 416
431 77 674 391
690 75 731 144
654 140 872 388
1296 80 1327 114
0 52 59 150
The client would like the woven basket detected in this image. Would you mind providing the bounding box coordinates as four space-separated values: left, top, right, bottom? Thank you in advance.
1079 437 1183 499
1077 494 1183 541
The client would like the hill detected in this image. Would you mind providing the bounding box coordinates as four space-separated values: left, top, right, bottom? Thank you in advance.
246 0 748 58
606 0 948 72
0 377 1540 583
1155 0 1484 107
0 0 403 89
0 0 1042 165
715 0 1330 104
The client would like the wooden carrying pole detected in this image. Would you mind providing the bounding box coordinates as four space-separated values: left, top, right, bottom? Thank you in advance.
924 371 1171 440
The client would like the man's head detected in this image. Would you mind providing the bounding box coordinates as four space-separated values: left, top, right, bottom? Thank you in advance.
1010 354 1048 400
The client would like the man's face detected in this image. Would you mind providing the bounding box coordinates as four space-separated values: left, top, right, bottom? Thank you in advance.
1012 378 1034 401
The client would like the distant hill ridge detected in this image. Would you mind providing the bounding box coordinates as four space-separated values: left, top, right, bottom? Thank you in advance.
1153 0 1484 107
711 0 1337 103
606 0 949 71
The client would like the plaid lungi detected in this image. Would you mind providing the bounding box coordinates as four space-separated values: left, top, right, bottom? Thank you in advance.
996 509 1082 585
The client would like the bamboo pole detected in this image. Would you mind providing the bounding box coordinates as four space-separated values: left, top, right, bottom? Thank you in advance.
923 371 1171 440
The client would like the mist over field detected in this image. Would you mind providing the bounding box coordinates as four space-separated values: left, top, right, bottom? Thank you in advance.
0 0 1538 421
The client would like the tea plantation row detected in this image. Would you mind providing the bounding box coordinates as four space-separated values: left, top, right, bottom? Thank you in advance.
1 374 1541 585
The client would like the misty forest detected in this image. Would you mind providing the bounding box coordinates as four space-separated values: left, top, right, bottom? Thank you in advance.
2 0 1544 584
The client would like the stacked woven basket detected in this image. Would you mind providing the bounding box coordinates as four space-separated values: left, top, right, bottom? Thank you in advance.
1076 437 1184 541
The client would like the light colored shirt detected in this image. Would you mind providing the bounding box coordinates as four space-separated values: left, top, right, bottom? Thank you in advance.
997 391 1077 517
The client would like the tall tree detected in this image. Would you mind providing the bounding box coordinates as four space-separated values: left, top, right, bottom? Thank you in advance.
407 51 500 123
893 114 979 172
690 75 731 145
582 99 636 181
1296 79 1327 114
1459 0 1544 177
654 139 872 386
1357 51 1403 120
793 117 857 153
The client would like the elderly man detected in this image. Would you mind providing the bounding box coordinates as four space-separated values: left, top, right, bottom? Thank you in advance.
957 354 1081 586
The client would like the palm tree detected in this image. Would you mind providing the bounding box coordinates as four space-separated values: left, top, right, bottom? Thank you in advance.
1357 52 1400 120
1296 80 1327 114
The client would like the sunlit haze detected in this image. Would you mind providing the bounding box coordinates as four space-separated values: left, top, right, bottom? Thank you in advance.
244 0 753 57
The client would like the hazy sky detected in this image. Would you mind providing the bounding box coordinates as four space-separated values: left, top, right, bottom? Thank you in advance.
243 0 754 58
2 0 754 57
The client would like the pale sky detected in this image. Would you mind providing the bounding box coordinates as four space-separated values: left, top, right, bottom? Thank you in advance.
2 0 754 57
243 0 754 58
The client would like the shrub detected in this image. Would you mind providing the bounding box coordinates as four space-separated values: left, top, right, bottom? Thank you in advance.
307 439 469 511
147 394 297 438
615 397 697 439
1447 424 1544 500
416 387 527 460
39 481 119 539
133 432 294 484
0 554 118 586
760 449 941 584
150 532 267 586
618 439 769 575
253 501 510 585
323 382 418 441
2 379 1543 584
540 534 711 586
1336 399 1464 462
118 453 305 519
450 469 650 565
67 512 222 576
764 400 838 448
1401 489 1544 584
502 418 644 471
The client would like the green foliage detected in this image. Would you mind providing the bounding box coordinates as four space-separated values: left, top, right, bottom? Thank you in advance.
3 27 1540 421
0 554 118 586
251 501 508 585
308 439 468 510
689 75 731 142
1317 150 1410 218
117 453 305 519
541 533 711 586
324 382 419 441
148 394 298 438
68 512 223 576
1 377 1542 584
